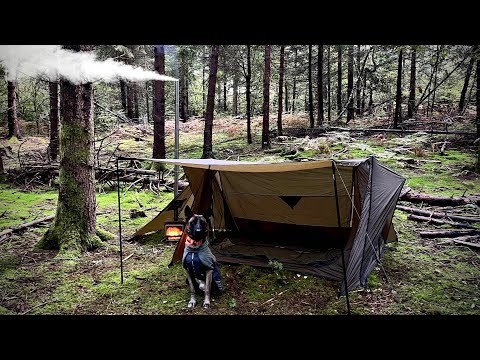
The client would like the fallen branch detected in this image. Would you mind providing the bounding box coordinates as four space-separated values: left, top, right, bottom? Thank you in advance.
419 229 480 238
0 215 55 239
452 238 480 249
20 298 61 315
407 214 474 229
400 190 480 207
397 205 480 223
327 127 475 136
123 253 134 262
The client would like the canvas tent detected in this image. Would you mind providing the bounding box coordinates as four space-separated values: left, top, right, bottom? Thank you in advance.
131 156 405 294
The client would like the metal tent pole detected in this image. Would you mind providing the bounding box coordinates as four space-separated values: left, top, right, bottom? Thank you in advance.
332 160 350 315
174 80 180 220
116 157 124 284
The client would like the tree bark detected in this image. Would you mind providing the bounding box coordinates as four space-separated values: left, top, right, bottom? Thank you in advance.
476 48 480 143
180 49 189 122
119 80 127 115
397 205 480 223
408 46 417 118
126 82 134 120
337 46 342 117
356 45 361 116
202 45 220 158
277 45 285 136
346 45 354 123
223 52 227 113
262 45 271 149
292 47 298 113
327 46 331 122
202 46 207 118
7 81 21 138
430 46 440 116
419 229 480 238
246 45 252 144
394 48 403 128
317 45 324 126
407 214 474 229
0 149 4 181
133 83 139 120
37 45 101 254
285 81 289 112
459 55 474 112
153 45 166 159
400 190 480 206
233 68 239 116
49 81 59 162
308 45 315 128
145 82 150 123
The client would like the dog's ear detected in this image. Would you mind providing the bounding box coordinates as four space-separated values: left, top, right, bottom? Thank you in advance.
204 207 213 219
184 205 193 221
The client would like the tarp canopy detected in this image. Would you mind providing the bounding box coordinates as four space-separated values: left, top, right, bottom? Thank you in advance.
131 156 405 293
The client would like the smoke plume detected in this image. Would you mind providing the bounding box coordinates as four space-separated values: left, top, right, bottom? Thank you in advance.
0 45 177 84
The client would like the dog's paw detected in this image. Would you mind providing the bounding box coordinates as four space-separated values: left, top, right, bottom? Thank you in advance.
188 298 196 308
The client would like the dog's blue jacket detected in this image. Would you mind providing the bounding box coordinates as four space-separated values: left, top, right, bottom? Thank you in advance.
182 240 223 292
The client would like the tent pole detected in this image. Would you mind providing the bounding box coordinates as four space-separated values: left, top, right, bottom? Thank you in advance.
116 157 124 284
341 247 351 315
332 161 350 315
174 80 180 220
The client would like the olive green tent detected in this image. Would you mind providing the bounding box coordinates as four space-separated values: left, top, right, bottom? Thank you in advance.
131 156 405 294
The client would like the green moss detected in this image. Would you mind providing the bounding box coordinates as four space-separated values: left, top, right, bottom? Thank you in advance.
0 306 13 315
96 228 115 242
0 254 21 274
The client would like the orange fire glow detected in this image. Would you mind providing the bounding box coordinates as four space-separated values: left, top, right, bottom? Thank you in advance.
166 226 183 239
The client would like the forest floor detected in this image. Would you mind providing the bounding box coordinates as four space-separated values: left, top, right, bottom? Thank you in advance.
0 112 479 315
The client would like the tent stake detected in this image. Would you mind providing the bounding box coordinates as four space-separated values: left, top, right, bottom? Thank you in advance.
117 157 124 284
341 247 351 315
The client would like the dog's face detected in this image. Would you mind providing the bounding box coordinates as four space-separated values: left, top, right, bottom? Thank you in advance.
184 205 212 248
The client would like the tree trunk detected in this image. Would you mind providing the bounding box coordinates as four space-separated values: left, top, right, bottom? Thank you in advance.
285 81 289 113
459 51 475 112
133 83 139 120
262 45 271 149
119 80 127 115
394 48 403 128
7 81 21 138
317 45 324 126
37 45 102 254
233 69 239 116
337 46 342 117
223 52 227 113
202 46 207 118
361 70 367 114
0 149 4 181
126 82 134 120
346 45 354 123
180 51 189 122
308 45 314 128
145 82 150 123
292 47 298 113
408 46 417 119
356 45 361 116
49 81 59 162
216 78 221 110
246 45 252 144
277 45 285 136
327 46 331 122
153 45 166 159
430 46 440 116
203 45 219 158
476 50 480 140
368 85 373 114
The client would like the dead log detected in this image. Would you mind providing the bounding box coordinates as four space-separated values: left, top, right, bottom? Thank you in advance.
0 215 55 240
407 214 475 228
452 238 480 249
400 190 480 206
420 229 480 238
397 205 480 223
326 126 476 136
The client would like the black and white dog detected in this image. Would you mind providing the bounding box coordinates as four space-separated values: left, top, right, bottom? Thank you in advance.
182 205 223 308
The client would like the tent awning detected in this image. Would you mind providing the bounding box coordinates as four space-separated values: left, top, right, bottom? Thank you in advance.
118 157 368 172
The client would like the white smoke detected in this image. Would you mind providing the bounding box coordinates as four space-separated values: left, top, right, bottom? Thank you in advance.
0 45 178 84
